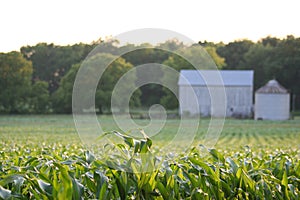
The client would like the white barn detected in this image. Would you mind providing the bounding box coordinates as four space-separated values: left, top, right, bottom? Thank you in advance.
178 70 254 117
254 80 290 120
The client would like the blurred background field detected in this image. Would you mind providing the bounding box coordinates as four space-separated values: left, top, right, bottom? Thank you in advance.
1 115 299 152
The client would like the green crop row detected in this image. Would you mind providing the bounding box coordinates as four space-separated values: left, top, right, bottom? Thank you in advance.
0 130 299 200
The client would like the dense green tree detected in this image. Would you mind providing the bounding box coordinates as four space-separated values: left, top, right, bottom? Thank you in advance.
21 43 94 93
242 44 277 89
94 54 140 113
89 38 120 57
272 36 300 109
1 35 300 113
217 40 254 69
0 52 33 113
29 81 50 113
157 39 186 51
239 36 300 109
205 46 226 68
51 63 79 113
52 53 141 113
261 36 280 47
118 40 190 107
121 43 171 107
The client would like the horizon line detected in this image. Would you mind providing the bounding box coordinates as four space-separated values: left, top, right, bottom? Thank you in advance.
1 34 298 53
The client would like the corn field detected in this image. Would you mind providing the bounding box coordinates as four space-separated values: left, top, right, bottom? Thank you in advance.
0 116 299 199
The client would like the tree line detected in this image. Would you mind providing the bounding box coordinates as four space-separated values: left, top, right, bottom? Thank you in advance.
0 35 299 114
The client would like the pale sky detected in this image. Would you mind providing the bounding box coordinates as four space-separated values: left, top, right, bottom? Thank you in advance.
1 0 300 52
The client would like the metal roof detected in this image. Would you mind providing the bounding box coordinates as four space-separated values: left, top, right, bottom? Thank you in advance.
178 70 254 86
256 79 288 94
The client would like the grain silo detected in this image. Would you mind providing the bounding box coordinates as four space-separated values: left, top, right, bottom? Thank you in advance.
255 80 290 120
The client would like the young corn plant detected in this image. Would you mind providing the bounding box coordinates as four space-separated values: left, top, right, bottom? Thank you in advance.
0 130 299 199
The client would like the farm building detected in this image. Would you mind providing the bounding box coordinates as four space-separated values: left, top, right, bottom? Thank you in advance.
254 79 290 120
178 70 254 117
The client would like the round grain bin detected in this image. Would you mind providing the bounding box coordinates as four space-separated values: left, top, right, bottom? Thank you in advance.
255 80 290 120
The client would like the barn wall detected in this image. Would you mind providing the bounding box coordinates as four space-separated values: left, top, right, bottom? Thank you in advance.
255 93 290 120
225 86 253 117
193 86 211 116
179 85 253 117
179 86 200 116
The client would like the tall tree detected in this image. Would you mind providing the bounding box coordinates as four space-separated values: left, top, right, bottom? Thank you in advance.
52 53 141 113
242 36 300 109
217 40 254 69
29 81 50 113
121 43 173 107
20 43 93 93
274 36 300 109
242 43 278 89
0 52 33 113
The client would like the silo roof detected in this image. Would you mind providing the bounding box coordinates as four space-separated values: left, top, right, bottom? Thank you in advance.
256 79 288 94
178 70 254 86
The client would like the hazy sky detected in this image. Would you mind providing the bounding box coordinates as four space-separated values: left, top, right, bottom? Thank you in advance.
1 0 300 52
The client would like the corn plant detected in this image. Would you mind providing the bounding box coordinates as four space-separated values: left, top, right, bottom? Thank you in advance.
1 129 300 199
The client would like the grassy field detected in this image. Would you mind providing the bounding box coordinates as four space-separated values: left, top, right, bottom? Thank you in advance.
0 115 299 199
1 115 299 149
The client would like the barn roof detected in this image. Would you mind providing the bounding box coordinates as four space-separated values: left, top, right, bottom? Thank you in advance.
178 70 254 86
256 79 288 94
